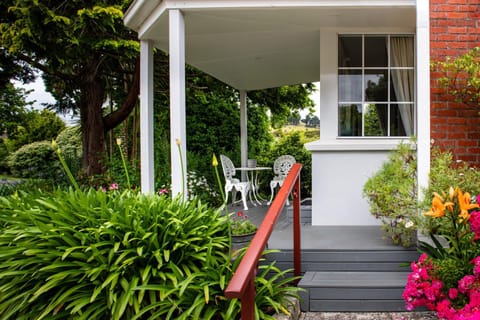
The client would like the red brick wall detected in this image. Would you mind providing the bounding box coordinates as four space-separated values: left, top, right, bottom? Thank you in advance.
430 0 480 164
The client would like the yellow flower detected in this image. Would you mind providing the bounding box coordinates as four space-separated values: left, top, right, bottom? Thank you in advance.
457 189 479 221
51 139 58 149
176 138 181 145
212 154 218 167
424 193 452 218
116 138 122 146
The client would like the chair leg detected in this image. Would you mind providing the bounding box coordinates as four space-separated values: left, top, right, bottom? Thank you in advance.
267 181 276 205
224 186 230 205
240 188 249 211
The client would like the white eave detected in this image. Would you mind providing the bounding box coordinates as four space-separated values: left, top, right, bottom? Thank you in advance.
124 0 416 90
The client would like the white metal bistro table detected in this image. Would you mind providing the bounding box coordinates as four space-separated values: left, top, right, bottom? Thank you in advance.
236 166 271 205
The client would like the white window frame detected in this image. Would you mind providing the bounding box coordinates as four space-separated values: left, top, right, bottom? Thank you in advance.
337 34 416 138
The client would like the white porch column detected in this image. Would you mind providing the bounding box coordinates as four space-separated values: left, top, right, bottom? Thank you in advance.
416 0 430 201
169 9 187 198
140 39 155 194
240 90 248 181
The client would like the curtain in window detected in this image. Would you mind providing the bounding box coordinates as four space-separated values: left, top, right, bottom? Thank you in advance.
391 37 414 136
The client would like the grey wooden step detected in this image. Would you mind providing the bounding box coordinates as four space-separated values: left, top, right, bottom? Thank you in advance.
298 271 410 312
264 249 419 272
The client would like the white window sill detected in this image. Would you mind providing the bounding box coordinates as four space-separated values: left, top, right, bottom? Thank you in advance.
305 138 412 151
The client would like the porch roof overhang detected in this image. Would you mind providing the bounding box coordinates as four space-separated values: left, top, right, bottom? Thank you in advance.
124 0 416 91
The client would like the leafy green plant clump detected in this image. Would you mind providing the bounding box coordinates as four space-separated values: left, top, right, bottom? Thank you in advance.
363 141 418 247
419 148 480 235
0 189 300 319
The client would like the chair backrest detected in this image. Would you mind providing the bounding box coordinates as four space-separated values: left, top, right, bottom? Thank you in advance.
220 155 236 180
273 155 296 179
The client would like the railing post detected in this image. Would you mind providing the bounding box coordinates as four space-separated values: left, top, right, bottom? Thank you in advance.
225 164 302 317
293 175 301 278
241 272 256 320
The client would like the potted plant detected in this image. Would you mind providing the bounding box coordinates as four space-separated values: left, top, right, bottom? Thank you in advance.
230 211 257 251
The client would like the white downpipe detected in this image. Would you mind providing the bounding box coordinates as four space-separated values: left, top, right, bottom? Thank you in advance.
169 9 187 198
140 39 155 194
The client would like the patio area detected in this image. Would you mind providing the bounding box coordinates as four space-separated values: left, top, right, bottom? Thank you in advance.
228 201 409 252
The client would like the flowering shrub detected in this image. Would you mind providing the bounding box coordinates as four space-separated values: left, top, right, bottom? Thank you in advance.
186 170 218 202
231 211 257 236
403 187 480 319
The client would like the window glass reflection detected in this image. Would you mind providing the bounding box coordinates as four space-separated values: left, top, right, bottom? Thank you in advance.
365 70 388 102
339 104 362 136
339 70 362 102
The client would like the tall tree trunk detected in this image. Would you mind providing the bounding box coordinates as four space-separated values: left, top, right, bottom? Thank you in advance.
79 78 106 177
77 57 140 178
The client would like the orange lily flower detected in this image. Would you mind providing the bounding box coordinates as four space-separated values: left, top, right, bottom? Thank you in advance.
457 189 479 221
424 193 452 218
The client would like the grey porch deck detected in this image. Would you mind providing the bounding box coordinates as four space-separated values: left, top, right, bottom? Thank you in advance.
228 201 420 312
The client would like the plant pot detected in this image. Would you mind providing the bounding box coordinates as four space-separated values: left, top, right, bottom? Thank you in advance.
232 232 256 253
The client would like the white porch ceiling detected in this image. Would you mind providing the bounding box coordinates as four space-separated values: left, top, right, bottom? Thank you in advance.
125 1 416 90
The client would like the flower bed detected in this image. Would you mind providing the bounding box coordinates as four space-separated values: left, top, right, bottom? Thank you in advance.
404 187 480 319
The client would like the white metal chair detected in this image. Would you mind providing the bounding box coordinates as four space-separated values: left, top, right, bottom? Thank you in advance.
220 155 251 210
268 155 296 205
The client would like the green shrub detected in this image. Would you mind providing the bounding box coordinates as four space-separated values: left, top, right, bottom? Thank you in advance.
7 140 63 181
262 130 312 197
363 143 480 247
363 141 418 247
56 126 82 178
419 148 480 235
0 189 300 319
0 139 9 173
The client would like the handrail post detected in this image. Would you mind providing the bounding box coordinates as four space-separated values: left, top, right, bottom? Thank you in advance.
241 272 256 320
225 163 302 318
293 175 301 278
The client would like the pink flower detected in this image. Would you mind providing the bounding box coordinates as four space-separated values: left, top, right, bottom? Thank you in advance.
469 211 480 240
449 288 459 300
109 183 119 190
459 275 476 294
157 188 168 195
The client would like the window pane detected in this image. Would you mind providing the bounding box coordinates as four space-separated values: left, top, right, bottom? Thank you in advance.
365 36 387 67
339 104 362 136
364 104 387 136
391 36 414 67
338 36 362 67
390 70 414 102
339 70 362 101
391 104 414 136
365 70 388 102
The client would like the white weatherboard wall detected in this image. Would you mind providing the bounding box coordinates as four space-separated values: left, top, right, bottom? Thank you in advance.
308 144 397 226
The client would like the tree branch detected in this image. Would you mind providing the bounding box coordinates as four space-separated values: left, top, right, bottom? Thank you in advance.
15 52 76 81
103 56 140 131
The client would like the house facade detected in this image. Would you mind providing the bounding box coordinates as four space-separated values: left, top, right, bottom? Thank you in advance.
124 0 477 226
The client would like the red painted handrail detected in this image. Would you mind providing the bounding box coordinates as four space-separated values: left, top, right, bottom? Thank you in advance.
225 163 302 320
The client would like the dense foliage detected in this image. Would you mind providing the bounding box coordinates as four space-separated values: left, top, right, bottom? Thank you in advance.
363 141 418 247
363 142 480 247
433 47 480 107
4 109 65 152
7 140 62 180
262 130 313 198
0 189 301 319
1 0 140 176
